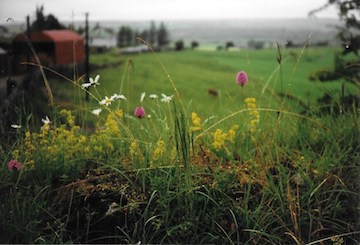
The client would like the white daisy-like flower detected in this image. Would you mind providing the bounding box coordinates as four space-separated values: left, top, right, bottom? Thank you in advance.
90 75 100 86
11 124 22 129
110 93 127 101
140 92 146 102
81 74 100 88
81 82 92 89
149 94 158 99
41 116 51 125
160 93 173 103
91 108 102 116
99 96 114 106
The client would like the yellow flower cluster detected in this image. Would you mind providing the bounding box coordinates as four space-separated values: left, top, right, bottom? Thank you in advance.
130 140 137 156
11 149 20 160
11 130 36 168
227 125 239 143
152 139 165 161
212 129 227 150
190 112 202 133
42 112 88 162
212 125 239 150
89 109 124 156
15 110 90 168
24 131 36 167
244 97 260 132
104 109 123 137
60 109 75 128
89 130 114 156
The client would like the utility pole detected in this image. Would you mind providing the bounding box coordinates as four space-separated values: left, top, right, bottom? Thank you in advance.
85 12 90 101
26 15 31 73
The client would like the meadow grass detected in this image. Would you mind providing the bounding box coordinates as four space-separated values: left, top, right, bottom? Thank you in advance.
0 45 359 244
51 46 357 123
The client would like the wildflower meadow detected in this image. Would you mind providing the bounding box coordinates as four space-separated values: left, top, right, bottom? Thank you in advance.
0 43 359 244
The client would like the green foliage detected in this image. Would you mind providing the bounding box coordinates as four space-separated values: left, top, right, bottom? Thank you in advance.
116 21 170 48
30 5 65 31
157 22 170 48
309 0 360 113
174 39 185 51
117 26 134 48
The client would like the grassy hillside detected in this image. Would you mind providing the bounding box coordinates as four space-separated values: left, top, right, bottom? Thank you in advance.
2 46 358 244
52 46 348 121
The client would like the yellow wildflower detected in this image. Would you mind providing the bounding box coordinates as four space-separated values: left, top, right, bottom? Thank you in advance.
190 112 202 133
152 140 165 160
105 113 121 136
24 131 35 163
212 129 227 150
60 109 75 128
245 97 260 132
90 131 114 155
113 109 124 118
11 149 20 160
227 125 239 143
130 140 138 156
244 97 256 104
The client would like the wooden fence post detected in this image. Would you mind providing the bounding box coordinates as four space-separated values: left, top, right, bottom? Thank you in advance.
85 12 90 101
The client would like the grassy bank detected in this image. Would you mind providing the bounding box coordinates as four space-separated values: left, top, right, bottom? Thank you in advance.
1 46 359 244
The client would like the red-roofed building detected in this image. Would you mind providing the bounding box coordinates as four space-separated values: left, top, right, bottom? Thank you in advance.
12 30 84 72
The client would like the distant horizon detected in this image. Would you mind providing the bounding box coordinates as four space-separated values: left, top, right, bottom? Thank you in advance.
1 18 339 47
3 16 341 26
1 0 339 24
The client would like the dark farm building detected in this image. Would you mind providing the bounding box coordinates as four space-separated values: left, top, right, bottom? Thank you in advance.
12 30 84 73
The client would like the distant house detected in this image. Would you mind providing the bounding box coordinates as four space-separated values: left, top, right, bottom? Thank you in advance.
12 30 84 73
89 37 117 53
87 25 117 53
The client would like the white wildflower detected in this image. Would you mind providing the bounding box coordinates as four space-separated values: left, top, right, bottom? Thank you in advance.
149 94 158 99
81 83 92 88
11 124 22 129
91 108 102 116
41 116 51 125
111 93 127 101
160 93 173 103
140 92 146 102
99 96 114 106
89 74 100 86
81 74 100 88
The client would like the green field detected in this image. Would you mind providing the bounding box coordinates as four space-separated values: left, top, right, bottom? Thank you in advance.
2 46 359 244
52 47 350 119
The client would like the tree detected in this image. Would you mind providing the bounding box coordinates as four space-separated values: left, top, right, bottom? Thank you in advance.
31 5 46 31
116 21 169 49
191 41 199 49
175 40 184 51
309 0 359 112
117 26 133 47
225 41 234 50
45 14 65 30
157 22 170 48
148 21 157 46
310 0 359 56
31 5 65 31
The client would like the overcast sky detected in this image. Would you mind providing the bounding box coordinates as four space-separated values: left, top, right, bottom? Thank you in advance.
1 0 338 23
